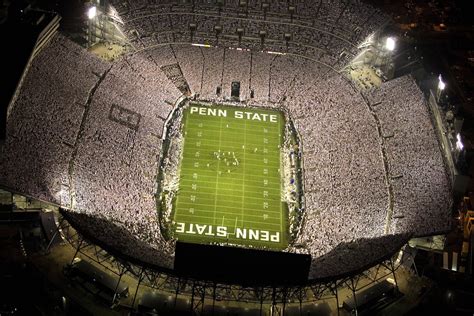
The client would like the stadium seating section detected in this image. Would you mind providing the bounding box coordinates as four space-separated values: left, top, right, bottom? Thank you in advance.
0 0 452 280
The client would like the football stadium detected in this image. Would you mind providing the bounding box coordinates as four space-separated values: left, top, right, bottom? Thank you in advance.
0 0 456 314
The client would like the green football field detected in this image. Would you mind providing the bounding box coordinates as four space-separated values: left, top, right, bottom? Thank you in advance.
173 104 288 249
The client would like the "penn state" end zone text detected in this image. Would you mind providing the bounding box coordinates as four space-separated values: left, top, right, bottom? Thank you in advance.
175 222 281 243
190 106 278 123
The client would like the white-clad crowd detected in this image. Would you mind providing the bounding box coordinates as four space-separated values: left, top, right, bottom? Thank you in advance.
0 35 109 207
367 76 452 236
0 0 451 279
117 0 388 70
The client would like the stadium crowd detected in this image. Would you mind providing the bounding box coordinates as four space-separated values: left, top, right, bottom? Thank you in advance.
0 0 452 279
118 0 388 70
0 36 109 208
367 76 452 237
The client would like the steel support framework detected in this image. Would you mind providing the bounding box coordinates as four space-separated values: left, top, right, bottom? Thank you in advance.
56 214 414 315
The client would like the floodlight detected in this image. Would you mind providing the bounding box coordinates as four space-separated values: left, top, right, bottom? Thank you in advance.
386 278 396 285
88 6 97 19
456 133 463 151
385 37 396 51
438 75 446 90
191 43 211 48
267 51 286 55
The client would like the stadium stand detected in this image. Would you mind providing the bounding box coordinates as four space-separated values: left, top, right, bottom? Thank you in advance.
0 0 452 282
0 35 109 207
366 76 452 236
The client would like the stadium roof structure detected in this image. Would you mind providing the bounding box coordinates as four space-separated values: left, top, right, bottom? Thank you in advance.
0 0 452 286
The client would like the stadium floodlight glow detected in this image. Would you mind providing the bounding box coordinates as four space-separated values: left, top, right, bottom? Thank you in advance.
267 51 286 55
191 43 211 48
88 6 97 19
438 75 446 91
456 133 464 151
386 278 396 285
385 37 396 51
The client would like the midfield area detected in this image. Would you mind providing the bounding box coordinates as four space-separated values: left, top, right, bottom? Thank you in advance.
173 104 287 249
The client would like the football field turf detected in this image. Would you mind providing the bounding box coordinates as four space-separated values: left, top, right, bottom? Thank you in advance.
173 104 288 249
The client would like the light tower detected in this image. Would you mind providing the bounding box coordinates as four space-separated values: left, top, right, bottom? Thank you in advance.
437 74 446 103
377 36 396 79
87 5 98 47
87 6 97 19
385 37 396 52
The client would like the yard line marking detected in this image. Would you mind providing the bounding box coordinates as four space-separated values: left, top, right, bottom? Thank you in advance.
181 153 281 166
180 159 280 169
279 110 283 234
180 179 279 188
180 167 280 179
212 115 224 225
184 142 280 152
176 206 282 215
241 118 247 229
175 214 282 227
178 196 280 207
181 153 281 164
186 134 281 143
179 190 280 201
176 208 282 217
178 184 280 193
187 120 281 129
177 201 282 213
